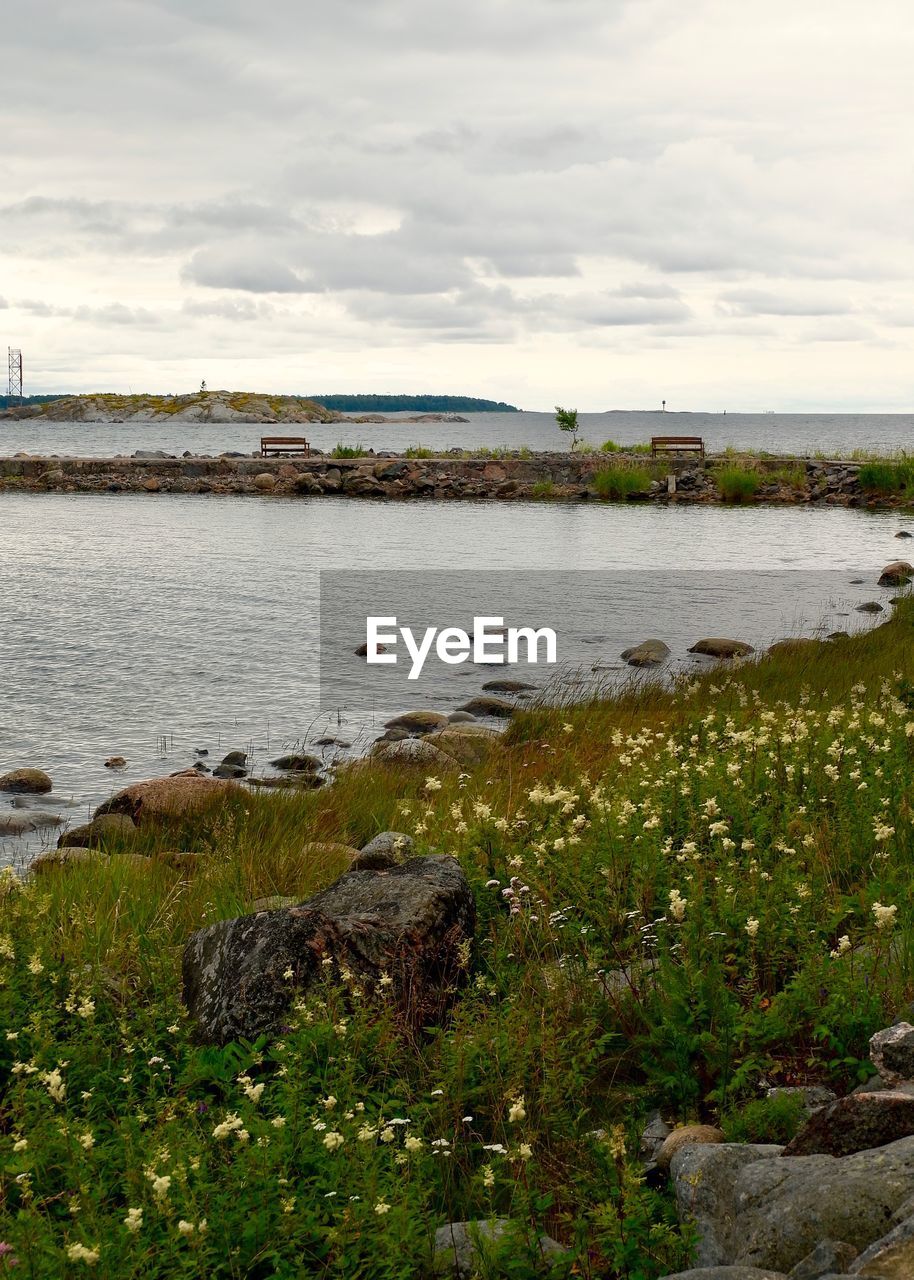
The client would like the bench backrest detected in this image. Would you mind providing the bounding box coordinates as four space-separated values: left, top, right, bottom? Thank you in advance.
261 437 308 445
651 436 704 446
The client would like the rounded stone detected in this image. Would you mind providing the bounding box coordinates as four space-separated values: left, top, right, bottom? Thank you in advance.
656 1124 725 1171
253 472 276 491
0 768 53 794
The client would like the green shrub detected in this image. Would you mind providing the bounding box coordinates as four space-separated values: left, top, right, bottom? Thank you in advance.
858 460 914 494
715 466 761 503
530 479 555 499
592 466 654 500
330 442 365 458
720 1093 807 1145
404 445 435 458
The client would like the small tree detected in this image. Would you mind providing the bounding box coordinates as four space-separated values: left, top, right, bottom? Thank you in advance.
555 405 580 451
200 380 208 395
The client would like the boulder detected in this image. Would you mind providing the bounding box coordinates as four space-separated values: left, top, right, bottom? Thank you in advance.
657 1125 725 1172
688 639 755 659
0 812 37 836
456 696 517 718
850 1213 914 1277
896 531 913 539
785 1240 858 1279
182 855 475 1044
870 1024 914 1086
151 850 203 873
270 753 321 772
95 770 243 825
253 472 276 491
213 763 248 779
370 737 460 769
104 756 127 769
878 562 914 587
432 1219 567 1278
221 750 248 767
447 711 477 724
621 639 671 667
355 641 388 656
480 679 537 692
783 1091 914 1158
423 725 500 766
0 768 52 794
856 603 884 614
32 848 107 874
384 710 449 734
58 813 137 849
672 1136 914 1274
358 831 413 862
767 639 822 656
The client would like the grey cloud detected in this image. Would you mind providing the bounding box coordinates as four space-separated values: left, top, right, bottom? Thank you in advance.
718 288 849 317
182 248 309 293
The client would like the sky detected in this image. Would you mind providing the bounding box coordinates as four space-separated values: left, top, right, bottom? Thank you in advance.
1 0 913 411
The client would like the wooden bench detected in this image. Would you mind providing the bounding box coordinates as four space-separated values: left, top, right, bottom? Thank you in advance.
651 435 705 459
261 436 310 457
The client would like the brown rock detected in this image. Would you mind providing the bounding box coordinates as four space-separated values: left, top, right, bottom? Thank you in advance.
879 561 914 587
656 1124 725 1171
253 472 276 491
422 725 500 766
688 639 755 658
58 813 137 849
456 695 517 718
95 770 243 826
104 756 127 769
783 1091 914 1158
384 710 449 734
0 768 53 794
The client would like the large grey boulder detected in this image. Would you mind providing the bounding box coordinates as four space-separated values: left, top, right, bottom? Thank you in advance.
58 813 137 849
786 1240 857 1279
850 1212 914 1276
673 1137 914 1274
183 856 475 1044
621 639 671 667
0 768 53 794
688 639 755 659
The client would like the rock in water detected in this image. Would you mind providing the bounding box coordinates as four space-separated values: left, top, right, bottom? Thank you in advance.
182 855 475 1044
0 768 53 794
621 639 671 667
688 639 755 658
95 770 243 825
878 561 914 587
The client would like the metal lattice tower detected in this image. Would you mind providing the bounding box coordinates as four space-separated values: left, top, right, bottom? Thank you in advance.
7 348 23 401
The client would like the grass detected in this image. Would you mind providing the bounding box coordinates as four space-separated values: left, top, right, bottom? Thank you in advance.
530 479 555 499
714 465 762 503
858 459 914 495
330 443 366 458
3 605 914 1274
591 464 657 500
600 440 652 456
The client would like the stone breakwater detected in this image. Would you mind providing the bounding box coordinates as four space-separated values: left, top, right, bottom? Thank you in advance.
0 452 906 506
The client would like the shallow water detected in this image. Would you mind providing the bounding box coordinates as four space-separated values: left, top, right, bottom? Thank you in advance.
3 409 914 459
1 493 909 865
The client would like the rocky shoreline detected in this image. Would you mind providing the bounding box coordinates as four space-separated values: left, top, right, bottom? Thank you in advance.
0 451 911 508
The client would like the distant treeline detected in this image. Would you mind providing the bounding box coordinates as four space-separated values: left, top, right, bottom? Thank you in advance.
0 394 69 410
308 395 519 413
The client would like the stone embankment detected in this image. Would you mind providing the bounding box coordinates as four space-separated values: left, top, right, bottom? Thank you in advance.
0 452 908 507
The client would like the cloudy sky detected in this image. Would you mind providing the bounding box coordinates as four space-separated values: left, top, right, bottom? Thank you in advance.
2 0 913 409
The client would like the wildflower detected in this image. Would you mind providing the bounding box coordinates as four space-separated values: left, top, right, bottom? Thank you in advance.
507 1096 526 1124
13 1137 27 1152
66 1243 100 1266
482 1165 495 1188
831 935 852 958
379 1126 395 1143
515 1142 533 1160
76 997 95 1019
212 1113 243 1140
124 1208 143 1234
27 955 44 975
177 1221 195 1237
40 1068 66 1103
668 888 687 923
242 1080 265 1104
78 1132 95 1151
323 1131 345 1152
745 918 760 939
424 776 442 792
404 1135 424 1152
374 1201 391 1215
150 1174 171 1199
873 902 898 930
283 966 294 980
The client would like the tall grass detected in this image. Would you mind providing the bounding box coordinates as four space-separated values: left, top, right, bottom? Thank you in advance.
858 459 914 494
591 464 655 499
715 465 761 503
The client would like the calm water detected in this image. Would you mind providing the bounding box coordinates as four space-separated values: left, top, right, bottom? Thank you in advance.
1 492 910 865
3 410 914 458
